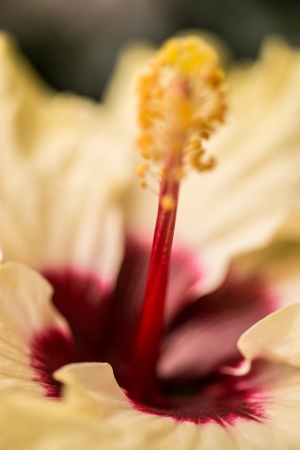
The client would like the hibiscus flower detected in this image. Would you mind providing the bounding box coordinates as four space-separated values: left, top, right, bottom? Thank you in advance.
0 32 300 450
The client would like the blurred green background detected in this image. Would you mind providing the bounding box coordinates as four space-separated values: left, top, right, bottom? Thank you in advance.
1 0 299 99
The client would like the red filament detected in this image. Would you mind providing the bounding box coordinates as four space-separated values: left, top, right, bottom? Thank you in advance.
129 172 180 400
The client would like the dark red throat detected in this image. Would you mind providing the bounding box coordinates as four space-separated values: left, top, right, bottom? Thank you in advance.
30 238 276 424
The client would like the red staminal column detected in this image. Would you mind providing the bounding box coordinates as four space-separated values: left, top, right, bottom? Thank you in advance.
128 36 226 402
130 166 180 400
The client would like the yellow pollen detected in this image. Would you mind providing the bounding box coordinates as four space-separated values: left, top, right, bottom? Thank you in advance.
135 162 149 178
161 195 175 211
139 181 147 189
135 35 226 186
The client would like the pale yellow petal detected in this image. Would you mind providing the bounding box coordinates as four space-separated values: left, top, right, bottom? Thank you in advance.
104 42 154 127
2 361 300 449
177 38 300 292
0 262 70 396
55 363 133 417
0 32 132 280
238 303 300 367
232 240 300 308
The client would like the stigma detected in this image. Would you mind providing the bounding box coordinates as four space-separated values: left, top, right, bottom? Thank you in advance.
135 36 227 208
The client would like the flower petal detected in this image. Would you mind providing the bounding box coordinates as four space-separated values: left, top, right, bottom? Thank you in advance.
0 262 70 396
55 363 133 416
159 273 274 380
232 240 300 308
238 303 300 368
177 38 300 292
0 32 132 281
3 360 300 449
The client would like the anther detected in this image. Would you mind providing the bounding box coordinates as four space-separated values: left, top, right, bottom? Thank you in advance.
136 162 149 178
161 195 176 211
135 36 226 183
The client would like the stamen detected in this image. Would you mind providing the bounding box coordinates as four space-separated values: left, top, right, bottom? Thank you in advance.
139 181 147 189
130 36 226 401
135 162 149 178
135 36 226 181
161 195 175 211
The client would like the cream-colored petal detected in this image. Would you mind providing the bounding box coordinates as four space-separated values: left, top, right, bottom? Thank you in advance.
1 394 300 450
104 42 154 127
55 363 133 417
238 303 300 367
0 33 132 280
55 363 207 448
0 398 128 450
55 362 300 450
3 361 300 449
274 210 300 241
0 262 70 396
177 38 300 292
231 240 300 308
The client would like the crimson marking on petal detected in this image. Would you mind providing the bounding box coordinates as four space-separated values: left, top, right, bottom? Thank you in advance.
32 239 275 424
128 361 267 425
30 327 78 397
158 274 277 381
42 268 112 362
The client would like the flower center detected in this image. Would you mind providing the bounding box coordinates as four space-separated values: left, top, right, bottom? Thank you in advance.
34 249 274 424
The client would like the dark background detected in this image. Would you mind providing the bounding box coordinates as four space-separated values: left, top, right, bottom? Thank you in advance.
1 0 299 99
